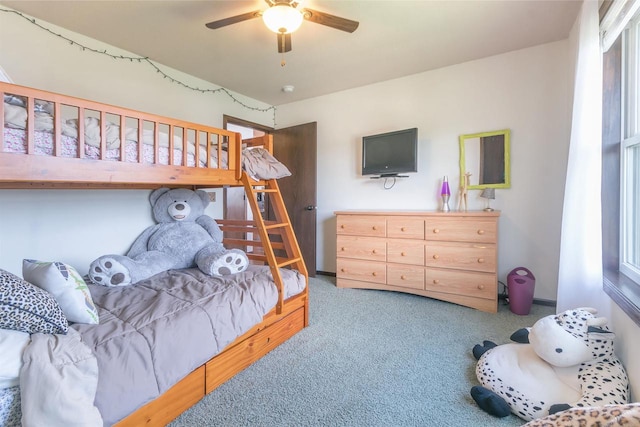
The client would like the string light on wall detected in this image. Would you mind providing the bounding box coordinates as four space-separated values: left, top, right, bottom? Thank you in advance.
0 8 277 126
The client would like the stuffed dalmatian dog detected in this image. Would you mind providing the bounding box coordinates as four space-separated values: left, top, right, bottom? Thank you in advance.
470 308 629 422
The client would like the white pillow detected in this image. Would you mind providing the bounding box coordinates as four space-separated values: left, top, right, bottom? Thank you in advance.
22 260 99 325
0 328 30 388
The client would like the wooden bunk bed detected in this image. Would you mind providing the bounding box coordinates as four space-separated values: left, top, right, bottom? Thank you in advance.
0 81 309 427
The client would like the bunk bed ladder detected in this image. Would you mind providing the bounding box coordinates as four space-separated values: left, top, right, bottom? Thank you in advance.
241 172 307 314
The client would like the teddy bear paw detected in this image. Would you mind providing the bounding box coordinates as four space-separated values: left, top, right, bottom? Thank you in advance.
210 250 249 276
89 257 132 286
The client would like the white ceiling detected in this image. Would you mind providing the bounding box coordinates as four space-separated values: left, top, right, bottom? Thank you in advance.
1 0 582 106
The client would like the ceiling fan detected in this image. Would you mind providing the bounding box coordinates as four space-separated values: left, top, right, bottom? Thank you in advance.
205 0 359 55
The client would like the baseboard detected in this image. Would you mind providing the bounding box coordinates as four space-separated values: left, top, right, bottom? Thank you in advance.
531 298 556 307
316 271 336 277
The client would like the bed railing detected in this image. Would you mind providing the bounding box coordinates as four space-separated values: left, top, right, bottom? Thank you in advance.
0 82 243 188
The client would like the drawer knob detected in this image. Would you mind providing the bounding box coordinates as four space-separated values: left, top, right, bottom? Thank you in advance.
401 227 406 231
401 275 406 280
432 228 440 234
340 224 345 229
372 226 377 230
372 272 377 276
372 249 378 254
341 268 346 272
340 247 345 251
477 258 485 263
477 229 485 235
477 284 485 290
433 279 440 284
433 254 439 260
401 252 406 256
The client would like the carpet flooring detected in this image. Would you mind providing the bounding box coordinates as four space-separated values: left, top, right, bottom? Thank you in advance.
170 274 554 427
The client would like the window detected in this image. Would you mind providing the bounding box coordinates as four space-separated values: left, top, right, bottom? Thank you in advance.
621 15 640 285
603 7 640 325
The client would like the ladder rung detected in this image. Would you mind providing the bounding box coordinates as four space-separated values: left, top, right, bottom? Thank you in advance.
277 257 302 268
252 188 278 193
264 222 290 230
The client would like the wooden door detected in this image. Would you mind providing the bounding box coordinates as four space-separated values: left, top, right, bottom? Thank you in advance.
272 122 317 276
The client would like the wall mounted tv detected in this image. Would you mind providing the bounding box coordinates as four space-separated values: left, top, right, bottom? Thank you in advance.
362 127 418 178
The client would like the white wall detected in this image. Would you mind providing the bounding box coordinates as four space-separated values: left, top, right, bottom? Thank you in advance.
276 41 571 302
0 8 273 276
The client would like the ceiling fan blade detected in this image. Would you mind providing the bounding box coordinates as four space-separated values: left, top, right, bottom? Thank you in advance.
205 10 261 29
277 33 292 53
302 8 359 33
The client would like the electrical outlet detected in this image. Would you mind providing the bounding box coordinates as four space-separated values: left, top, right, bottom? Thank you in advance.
208 192 216 202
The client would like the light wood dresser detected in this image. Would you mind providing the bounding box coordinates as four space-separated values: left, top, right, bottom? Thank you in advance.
335 210 500 313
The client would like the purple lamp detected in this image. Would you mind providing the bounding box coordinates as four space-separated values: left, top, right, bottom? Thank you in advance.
440 176 451 212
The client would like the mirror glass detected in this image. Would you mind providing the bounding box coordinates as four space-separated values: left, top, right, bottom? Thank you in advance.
459 129 510 189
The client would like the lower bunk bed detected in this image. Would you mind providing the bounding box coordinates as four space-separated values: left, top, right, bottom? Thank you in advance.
0 81 309 426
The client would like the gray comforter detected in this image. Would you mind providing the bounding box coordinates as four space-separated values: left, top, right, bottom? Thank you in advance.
71 266 306 426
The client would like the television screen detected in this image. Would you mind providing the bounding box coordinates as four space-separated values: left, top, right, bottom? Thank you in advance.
362 128 418 177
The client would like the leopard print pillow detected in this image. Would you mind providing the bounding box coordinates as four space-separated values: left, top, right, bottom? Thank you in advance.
0 269 68 334
523 403 640 426
0 386 21 427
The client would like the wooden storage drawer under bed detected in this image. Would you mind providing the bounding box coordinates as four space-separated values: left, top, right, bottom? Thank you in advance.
205 306 306 393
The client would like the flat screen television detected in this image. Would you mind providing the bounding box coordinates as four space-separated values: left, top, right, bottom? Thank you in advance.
362 127 418 177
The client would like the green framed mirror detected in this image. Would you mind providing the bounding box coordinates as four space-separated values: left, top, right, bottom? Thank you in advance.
459 129 511 189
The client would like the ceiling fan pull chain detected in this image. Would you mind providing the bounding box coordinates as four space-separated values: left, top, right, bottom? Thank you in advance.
280 32 287 67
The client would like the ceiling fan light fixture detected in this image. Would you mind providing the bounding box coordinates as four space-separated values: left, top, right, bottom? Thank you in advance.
262 4 303 34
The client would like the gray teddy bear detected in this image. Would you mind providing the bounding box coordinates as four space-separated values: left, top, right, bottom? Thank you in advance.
88 187 249 286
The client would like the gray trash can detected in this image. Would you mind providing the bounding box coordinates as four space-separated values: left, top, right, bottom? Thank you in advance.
507 267 535 315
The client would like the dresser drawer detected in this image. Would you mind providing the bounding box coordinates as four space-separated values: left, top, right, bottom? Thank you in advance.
387 264 424 290
336 258 386 284
425 268 496 300
387 218 424 239
337 235 386 261
425 241 496 273
426 217 496 243
387 240 424 265
337 215 386 237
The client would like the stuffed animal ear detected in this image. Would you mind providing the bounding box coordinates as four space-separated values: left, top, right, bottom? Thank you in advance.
510 328 530 344
586 316 608 327
195 190 210 207
586 315 615 340
150 187 171 205
195 190 211 208
587 325 615 339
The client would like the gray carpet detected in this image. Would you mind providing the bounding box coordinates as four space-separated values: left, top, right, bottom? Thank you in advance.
170 274 554 427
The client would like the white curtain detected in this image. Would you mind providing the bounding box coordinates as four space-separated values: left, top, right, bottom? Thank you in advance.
557 0 603 311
